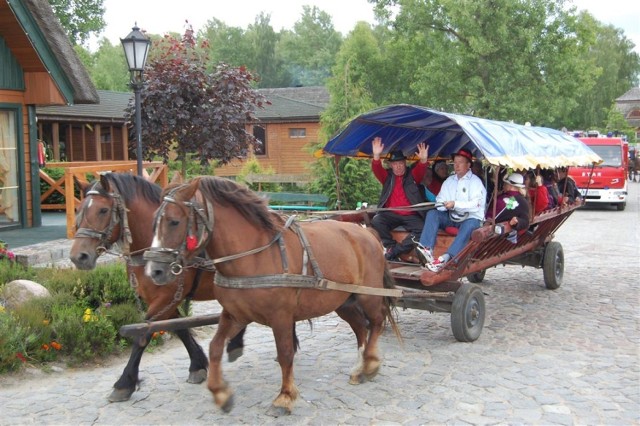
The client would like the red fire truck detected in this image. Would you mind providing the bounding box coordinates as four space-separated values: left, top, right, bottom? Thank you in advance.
569 132 628 211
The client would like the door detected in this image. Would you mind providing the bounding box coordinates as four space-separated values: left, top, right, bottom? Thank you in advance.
0 109 20 229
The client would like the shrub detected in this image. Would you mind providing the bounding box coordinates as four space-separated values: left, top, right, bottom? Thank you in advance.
0 309 31 373
103 303 144 343
52 305 116 363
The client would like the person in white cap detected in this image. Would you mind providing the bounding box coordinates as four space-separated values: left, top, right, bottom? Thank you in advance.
486 172 531 234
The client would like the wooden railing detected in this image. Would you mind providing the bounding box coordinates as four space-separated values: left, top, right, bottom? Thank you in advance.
39 161 168 238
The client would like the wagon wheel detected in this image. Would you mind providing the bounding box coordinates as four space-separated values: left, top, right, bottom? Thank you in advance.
466 269 486 283
543 241 564 290
451 283 485 342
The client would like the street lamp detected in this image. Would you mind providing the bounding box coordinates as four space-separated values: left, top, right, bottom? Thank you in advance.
121 24 151 176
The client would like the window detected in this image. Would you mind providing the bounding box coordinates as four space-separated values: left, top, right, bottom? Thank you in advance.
253 125 266 155
289 128 306 138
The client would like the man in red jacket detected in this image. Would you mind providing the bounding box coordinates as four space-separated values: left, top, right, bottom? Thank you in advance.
370 137 429 261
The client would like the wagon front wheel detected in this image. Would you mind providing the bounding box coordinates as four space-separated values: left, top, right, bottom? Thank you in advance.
451 283 485 342
543 241 564 290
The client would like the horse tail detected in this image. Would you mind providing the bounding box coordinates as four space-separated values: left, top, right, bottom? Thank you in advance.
383 266 403 344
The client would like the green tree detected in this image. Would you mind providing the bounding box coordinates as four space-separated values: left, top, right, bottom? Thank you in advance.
568 11 640 129
370 0 597 127
605 105 637 143
310 23 382 209
278 6 343 86
49 0 106 46
199 18 253 70
245 13 292 87
127 27 268 177
86 39 129 91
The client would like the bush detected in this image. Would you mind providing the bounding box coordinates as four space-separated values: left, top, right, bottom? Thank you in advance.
52 305 115 363
0 262 147 372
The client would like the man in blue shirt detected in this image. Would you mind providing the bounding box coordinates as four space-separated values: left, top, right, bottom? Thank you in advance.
415 148 486 272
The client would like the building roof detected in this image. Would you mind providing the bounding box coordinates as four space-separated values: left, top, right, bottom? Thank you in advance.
37 86 331 123
3 0 98 104
37 90 131 122
616 86 640 102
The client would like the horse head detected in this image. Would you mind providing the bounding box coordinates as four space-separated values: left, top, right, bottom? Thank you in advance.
70 173 129 270
145 177 214 285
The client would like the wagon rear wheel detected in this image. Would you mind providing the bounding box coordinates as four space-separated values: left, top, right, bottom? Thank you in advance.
451 283 485 342
543 241 564 290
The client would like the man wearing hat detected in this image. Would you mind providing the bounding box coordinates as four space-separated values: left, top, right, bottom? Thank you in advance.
370 136 429 261
486 172 531 234
415 147 486 272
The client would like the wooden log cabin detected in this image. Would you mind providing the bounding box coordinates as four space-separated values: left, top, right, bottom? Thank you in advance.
0 0 98 231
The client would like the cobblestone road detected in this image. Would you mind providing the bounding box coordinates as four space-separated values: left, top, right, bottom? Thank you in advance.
1 185 638 425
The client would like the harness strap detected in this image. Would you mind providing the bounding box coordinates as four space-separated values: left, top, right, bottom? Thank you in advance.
214 273 402 297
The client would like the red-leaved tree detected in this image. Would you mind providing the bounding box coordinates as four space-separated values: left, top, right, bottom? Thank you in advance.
125 26 268 177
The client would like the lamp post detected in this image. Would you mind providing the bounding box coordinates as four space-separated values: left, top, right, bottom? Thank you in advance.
121 24 151 176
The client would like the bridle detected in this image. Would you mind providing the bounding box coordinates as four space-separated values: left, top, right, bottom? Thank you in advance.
74 186 132 256
143 186 216 276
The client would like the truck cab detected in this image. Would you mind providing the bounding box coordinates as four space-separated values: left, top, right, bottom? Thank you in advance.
569 137 628 211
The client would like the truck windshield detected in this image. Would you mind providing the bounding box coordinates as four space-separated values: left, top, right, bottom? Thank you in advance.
590 145 622 167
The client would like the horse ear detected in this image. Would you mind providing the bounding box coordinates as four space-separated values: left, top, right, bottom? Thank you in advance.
171 171 184 184
100 173 111 192
74 175 91 195
181 177 201 200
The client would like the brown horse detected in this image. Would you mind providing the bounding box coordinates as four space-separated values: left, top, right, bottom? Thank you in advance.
144 176 401 415
69 173 245 402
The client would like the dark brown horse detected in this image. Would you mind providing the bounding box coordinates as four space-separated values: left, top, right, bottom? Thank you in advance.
144 176 400 415
69 173 245 402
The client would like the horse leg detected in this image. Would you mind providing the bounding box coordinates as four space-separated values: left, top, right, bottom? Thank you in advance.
109 332 150 402
174 328 208 384
207 311 238 412
226 326 246 362
335 301 370 384
268 319 299 417
355 296 389 382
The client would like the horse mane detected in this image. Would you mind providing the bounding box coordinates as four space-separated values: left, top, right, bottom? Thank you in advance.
196 176 281 232
92 173 162 206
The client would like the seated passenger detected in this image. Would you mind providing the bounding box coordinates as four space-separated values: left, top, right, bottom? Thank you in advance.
472 159 495 205
430 160 448 195
486 173 531 242
555 167 582 204
419 167 437 202
541 169 560 208
524 170 550 215
415 148 486 272
369 137 429 261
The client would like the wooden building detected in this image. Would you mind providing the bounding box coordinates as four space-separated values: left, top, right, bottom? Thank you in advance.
36 86 330 179
0 0 98 231
615 87 640 142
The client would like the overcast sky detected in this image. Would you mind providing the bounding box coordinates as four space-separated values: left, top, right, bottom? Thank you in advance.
94 0 639 54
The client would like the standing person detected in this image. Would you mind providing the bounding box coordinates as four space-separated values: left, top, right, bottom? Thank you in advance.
370 137 429 261
415 148 486 272
486 173 531 242
555 167 582 204
524 170 550 215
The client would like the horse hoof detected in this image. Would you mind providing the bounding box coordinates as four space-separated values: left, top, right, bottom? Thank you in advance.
227 347 244 363
267 405 292 417
348 374 363 385
108 387 134 402
220 394 234 413
187 369 207 384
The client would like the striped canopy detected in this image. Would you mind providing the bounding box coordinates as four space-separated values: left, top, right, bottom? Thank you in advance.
323 104 602 169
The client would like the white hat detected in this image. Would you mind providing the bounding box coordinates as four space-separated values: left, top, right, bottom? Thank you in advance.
503 173 525 188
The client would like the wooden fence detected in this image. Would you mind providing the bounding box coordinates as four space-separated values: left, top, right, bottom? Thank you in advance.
39 161 168 238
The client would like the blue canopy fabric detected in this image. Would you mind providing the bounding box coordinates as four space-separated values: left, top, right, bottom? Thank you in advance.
322 104 602 170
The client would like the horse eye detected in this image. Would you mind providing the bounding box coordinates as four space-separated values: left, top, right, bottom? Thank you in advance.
99 207 109 215
169 219 180 227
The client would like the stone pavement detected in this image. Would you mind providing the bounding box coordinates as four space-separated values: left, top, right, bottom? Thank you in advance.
0 185 638 425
